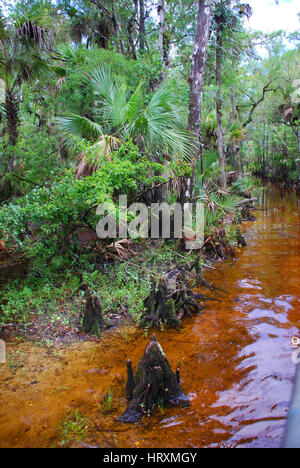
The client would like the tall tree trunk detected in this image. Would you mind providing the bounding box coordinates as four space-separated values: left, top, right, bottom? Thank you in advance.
127 0 138 59
235 145 242 174
231 84 243 174
216 28 226 190
111 0 124 53
265 126 269 170
158 0 169 68
296 131 300 182
297 130 300 154
231 85 237 120
139 0 146 51
182 0 212 203
5 89 19 172
158 0 165 58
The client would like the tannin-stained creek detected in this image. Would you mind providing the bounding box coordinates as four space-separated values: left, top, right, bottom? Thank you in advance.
1 185 300 448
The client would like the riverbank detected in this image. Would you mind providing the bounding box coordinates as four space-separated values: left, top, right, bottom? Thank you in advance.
0 212 251 345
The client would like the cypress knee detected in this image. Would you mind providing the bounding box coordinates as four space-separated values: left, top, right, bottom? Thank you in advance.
118 334 189 423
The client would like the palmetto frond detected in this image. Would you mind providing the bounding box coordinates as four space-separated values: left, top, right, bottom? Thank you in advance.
84 65 118 105
57 68 195 172
56 113 104 142
199 189 241 214
76 135 121 177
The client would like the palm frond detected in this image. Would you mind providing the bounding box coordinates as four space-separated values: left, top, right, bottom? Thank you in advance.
58 69 196 165
56 113 104 144
102 81 127 129
14 2 53 51
126 82 144 124
76 135 121 177
84 65 114 100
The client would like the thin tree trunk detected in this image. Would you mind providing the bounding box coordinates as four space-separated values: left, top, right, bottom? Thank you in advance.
296 130 300 154
231 84 243 174
158 0 165 57
182 0 212 203
231 85 237 120
139 0 146 51
296 130 300 182
5 89 19 172
236 146 242 174
158 0 169 68
127 0 138 59
111 0 124 53
216 28 226 190
266 126 269 170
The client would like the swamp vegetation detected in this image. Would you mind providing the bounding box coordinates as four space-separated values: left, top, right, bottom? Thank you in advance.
0 0 299 449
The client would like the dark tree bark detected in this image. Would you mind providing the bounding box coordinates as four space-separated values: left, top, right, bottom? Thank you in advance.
118 334 190 423
158 0 169 68
181 0 212 203
5 90 19 146
127 0 138 59
111 0 124 53
5 89 20 172
82 286 105 335
139 0 146 51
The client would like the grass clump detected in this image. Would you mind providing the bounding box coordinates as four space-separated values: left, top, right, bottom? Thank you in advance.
57 409 88 447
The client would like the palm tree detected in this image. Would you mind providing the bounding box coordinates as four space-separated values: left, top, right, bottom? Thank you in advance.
0 2 54 171
57 64 195 176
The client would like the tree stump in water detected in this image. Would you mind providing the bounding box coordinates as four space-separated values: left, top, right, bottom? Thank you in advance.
118 334 189 423
82 286 105 335
236 227 247 247
140 270 204 329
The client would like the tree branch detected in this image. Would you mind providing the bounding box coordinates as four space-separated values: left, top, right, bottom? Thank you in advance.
242 82 283 128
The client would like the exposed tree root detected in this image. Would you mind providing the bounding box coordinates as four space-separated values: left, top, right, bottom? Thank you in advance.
82 285 105 335
204 228 236 261
118 334 190 423
140 269 204 329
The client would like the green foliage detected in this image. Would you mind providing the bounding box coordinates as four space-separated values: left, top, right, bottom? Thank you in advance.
7 349 25 372
0 124 63 192
94 388 114 414
0 143 166 261
57 409 88 447
230 176 259 196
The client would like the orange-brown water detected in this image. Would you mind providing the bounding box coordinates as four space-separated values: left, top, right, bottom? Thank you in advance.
1 185 300 448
